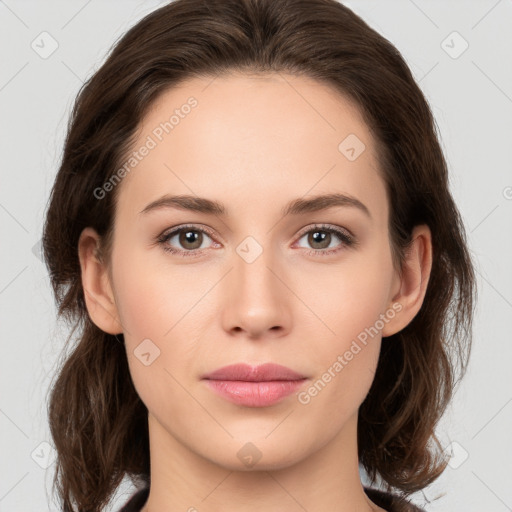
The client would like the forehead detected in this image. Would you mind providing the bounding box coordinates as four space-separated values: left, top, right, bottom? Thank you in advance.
114 72 387 225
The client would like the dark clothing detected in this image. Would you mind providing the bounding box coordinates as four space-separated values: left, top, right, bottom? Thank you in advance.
119 486 426 511
119 486 149 511
364 487 426 511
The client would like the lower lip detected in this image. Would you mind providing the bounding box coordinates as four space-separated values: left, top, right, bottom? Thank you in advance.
204 379 307 407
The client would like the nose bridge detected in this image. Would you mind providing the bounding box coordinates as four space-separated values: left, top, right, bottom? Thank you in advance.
233 233 282 299
221 233 290 335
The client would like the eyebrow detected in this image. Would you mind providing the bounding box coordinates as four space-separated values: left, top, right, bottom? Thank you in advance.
139 192 371 219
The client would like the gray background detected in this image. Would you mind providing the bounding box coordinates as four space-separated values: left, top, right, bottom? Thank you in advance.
1 0 511 510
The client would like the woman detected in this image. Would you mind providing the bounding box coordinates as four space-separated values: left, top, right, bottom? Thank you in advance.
42 0 476 511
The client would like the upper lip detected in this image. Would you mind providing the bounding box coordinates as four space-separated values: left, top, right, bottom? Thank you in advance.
202 363 307 382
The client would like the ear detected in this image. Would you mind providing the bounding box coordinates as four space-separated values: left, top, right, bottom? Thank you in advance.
78 227 123 335
382 224 433 337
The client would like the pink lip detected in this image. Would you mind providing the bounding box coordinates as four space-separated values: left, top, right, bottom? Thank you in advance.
203 363 306 381
202 363 308 407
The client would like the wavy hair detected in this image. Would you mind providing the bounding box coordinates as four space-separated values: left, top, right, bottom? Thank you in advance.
42 0 477 510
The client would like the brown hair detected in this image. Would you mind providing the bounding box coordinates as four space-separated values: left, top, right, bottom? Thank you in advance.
42 0 477 510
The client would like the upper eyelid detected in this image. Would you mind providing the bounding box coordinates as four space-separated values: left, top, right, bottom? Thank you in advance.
295 223 353 238
161 223 217 240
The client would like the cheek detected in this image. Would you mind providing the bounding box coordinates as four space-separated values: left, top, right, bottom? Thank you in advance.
309 255 393 347
299 253 391 403
111 242 198 338
112 257 202 413
111 249 214 387
296 272 386 430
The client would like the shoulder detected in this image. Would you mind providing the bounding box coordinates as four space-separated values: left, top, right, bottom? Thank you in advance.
363 486 426 512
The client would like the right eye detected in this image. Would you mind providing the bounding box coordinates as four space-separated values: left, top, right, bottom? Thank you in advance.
157 224 218 257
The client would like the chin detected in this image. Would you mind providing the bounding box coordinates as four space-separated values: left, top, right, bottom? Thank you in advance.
202 437 311 472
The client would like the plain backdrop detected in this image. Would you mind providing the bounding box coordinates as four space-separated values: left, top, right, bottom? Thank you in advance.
1 0 511 510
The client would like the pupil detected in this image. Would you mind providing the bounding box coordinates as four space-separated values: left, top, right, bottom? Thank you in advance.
181 230 201 249
310 231 329 249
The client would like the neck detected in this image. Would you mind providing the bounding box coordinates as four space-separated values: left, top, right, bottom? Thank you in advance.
139 411 385 512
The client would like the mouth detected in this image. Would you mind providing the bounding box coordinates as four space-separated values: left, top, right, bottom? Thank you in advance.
201 363 308 407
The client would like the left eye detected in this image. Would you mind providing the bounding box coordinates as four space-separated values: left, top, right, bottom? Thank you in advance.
295 226 352 252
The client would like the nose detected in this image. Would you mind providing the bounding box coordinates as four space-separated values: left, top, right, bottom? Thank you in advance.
220 241 292 340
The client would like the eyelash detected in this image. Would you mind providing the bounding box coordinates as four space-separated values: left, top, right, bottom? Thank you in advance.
156 223 356 258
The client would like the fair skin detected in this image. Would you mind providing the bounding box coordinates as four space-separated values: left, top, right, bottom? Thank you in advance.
78 73 432 512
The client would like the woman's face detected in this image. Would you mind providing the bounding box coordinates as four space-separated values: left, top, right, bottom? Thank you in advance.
100 73 405 470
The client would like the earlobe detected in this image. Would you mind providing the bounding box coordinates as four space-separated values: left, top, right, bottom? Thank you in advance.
78 227 123 335
382 224 433 337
